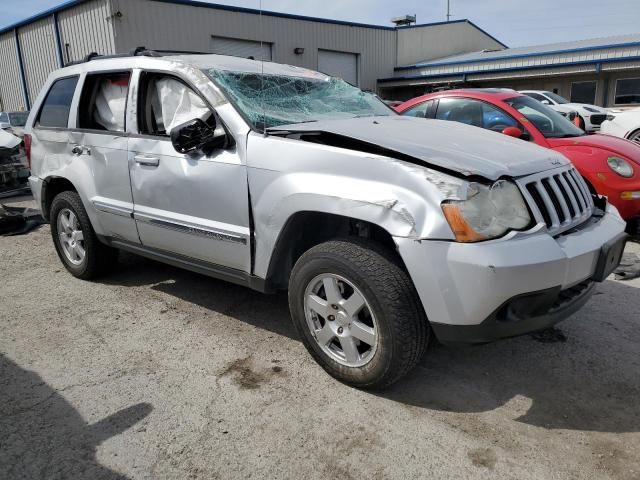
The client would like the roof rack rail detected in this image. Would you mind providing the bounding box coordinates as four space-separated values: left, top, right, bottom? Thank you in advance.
64 47 208 66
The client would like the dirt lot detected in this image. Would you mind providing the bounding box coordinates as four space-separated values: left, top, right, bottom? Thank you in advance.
1 196 640 480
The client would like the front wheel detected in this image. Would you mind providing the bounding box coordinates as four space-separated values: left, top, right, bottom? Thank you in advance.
288 239 429 389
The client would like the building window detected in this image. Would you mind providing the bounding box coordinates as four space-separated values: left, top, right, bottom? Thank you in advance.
570 81 597 104
37 76 78 128
615 78 640 105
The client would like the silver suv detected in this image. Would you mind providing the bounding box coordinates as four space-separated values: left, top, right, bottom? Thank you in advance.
26 50 627 388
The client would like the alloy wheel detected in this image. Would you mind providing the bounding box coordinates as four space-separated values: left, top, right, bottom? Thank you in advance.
303 273 378 367
57 208 86 265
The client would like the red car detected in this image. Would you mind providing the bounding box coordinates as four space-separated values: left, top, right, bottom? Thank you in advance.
396 89 640 231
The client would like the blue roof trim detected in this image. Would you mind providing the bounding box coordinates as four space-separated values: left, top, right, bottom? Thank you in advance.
396 39 640 71
379 55 640 83
0 0 508 41
0 0 83 35
151 0 396 30
397 19 467 29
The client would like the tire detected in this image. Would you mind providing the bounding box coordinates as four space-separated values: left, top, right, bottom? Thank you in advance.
288 239 429 389
50 191 118 280
627 129 640 146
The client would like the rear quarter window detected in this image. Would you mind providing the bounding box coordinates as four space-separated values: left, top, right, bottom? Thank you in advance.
37 76 79 128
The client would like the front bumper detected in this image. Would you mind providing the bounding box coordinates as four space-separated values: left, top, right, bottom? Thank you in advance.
396 205 627 343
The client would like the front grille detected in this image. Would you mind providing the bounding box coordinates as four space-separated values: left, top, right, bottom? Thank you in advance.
590 114 607 126
519 166 594 236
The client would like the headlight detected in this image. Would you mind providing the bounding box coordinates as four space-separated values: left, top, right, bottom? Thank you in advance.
441 180 531 242
607 157 634 178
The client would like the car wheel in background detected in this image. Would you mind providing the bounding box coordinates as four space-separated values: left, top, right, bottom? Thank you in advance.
288 239 429 389
627 129 640 146
50 191 118 279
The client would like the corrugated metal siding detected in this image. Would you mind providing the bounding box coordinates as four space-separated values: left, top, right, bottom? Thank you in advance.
397 22 505 67
111 0 396 90
58 0 116 63
0 32 24 111
18 16 59 104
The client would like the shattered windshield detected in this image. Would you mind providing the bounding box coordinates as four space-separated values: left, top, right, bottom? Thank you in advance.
206 68 394 130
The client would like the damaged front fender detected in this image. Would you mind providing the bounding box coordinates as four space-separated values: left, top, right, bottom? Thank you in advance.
247 133 468 278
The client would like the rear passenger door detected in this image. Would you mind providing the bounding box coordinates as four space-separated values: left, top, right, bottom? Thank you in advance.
127 70 251 273
71 71 139 244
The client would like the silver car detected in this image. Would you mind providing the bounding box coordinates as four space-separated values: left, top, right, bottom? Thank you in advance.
26 51 627 388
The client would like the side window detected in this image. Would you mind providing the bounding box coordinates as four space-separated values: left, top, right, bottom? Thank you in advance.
402 100 434 118
37 76 78 128
435 98 484 128
0 112 8 123
480 102 518 132
525 92 546 102
77 72 131 132
138 73 211 137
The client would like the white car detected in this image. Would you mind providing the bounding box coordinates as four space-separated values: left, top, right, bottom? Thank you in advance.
519 90 610 132
601 107 640 145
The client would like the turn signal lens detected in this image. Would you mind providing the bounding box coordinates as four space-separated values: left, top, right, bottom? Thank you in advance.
441 204 487 242
621 191 640 200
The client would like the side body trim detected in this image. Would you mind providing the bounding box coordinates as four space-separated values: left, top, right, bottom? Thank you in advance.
133 212 248 245
93 200 133 218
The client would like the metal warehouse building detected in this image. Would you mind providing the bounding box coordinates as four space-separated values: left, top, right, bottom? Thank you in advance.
380 34 640 108
0 0 505 111
2 0 640 112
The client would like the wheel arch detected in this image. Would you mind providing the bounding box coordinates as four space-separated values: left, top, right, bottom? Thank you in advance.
41 176 78 222
263 211 402 291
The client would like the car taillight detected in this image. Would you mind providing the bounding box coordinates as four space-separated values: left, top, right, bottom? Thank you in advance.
23 133 32 169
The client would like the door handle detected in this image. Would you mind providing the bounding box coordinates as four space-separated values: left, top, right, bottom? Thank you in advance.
134 155 160 167
71 145 91 156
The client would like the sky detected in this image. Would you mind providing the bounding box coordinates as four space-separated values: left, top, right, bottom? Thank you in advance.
1 0 639 47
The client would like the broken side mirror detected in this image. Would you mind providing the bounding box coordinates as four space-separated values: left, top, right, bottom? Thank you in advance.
170 114 228 154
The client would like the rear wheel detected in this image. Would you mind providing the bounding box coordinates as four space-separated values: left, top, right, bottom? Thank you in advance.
50 191 118 279
288 239 429 389
628 129 640 146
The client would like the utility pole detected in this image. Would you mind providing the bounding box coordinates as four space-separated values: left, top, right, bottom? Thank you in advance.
446 0 451 22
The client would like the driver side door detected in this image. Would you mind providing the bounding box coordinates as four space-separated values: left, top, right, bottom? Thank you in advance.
127 70 251 273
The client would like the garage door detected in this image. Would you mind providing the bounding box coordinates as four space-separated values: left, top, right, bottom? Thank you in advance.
211 36 272 61
318 50 358 86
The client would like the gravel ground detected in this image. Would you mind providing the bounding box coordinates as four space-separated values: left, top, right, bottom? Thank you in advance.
1 195 640 479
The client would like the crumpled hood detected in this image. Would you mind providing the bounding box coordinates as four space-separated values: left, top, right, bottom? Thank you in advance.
0 128 21 149
270 116 569 180
547 134 640 166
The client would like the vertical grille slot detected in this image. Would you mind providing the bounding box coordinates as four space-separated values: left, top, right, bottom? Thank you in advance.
522 166 594 235
527 183 552 227
542 178 566 225
556 174 578 219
